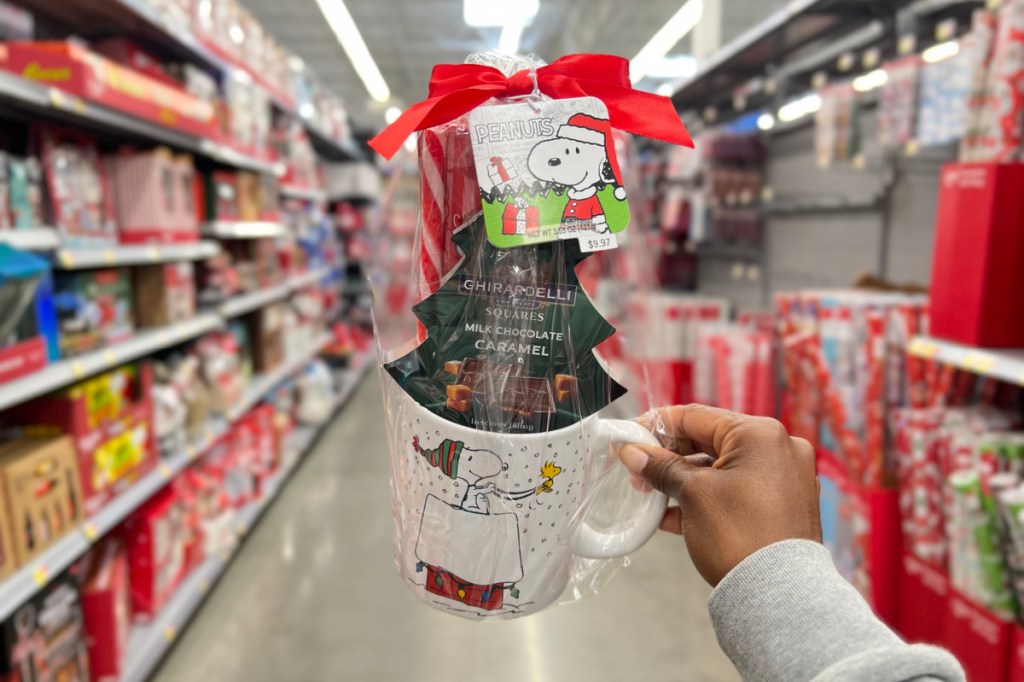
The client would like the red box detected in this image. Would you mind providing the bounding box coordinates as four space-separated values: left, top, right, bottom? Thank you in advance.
945 588 1013 682
896 552 950 645
9 363 156 516
121 488 186 621
0 42 218 138
0 336 46 384
931 163 1024 347
80 540 130 682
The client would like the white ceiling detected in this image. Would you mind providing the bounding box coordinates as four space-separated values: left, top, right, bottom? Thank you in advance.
239 0 787 132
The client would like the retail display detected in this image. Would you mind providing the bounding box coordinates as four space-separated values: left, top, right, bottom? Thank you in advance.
816 83 859 167
36 127 116 246
132 262 197 329
0 246 57 384
53 269 134 357
106 148 198 245
79 540 130 682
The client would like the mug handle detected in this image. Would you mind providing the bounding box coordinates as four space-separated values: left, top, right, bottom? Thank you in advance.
570 419 669 560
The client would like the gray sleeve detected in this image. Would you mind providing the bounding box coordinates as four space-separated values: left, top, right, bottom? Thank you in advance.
707 540 965 682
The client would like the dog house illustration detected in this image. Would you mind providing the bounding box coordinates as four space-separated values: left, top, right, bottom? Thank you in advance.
415 495 524 611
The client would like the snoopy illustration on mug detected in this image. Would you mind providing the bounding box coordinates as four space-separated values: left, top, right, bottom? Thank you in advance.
411 435 561 612
527 113 627 235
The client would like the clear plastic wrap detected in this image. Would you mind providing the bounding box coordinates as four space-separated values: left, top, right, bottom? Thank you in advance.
372 53 671 619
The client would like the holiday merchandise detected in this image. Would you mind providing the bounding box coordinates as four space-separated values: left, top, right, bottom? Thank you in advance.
0 437 84 567
0 154 44 230
106 148 198 244
0 246 57 384
0 571 89 682
916 39 972 148
693 324 774 417
197 329 250 415
78 540 130 682
878 56 921 149
370 52 691 620
6 364 155 517
35 127 115 246
815 83 859 167
120 488 185 621
53 269 134 357
132 262 197 329
248 303 285 373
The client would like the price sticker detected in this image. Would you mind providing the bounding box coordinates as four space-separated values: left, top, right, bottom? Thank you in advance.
83 523 99 542
853 154 867 170
989 0 1002 10
221 550 231 563
148 247 160 261
199 579 210 595
909 338 939 359
32 566 48 587
59 250 75 268
837 52 856 73
936 19 957 42
102 250 116 265
103 350 118 365
862 48 881 70
899 35 917 56
761 186 776 203
812 71 828 90
904 139 920 157
71 361 86 378
164 626 176 643
159 463 173 480
962 353 996 374
186 444 196 459
47 89 65 108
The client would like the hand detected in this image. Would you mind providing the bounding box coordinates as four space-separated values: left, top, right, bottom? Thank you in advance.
619 405 822 587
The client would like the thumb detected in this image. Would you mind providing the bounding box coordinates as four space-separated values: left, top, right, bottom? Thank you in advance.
620 444 703 502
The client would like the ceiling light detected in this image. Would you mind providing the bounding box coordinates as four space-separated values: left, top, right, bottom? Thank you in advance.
852 68 888 93
645 54 699 80
922 40 960 64
777 93 821 123
657 82 676 97
404 135 417 153
464 0 538 27
499 19 526 55
757 113 776 131
288 56 306 72
299 103 315 119
630 0 704 84
384 106 402 124
229 24 245 44
313 0 391 103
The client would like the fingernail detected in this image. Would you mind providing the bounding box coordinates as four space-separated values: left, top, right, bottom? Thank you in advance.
630 474 653 494
620 445 649 474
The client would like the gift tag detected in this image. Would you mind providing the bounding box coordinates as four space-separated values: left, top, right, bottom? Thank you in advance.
469 97 630 252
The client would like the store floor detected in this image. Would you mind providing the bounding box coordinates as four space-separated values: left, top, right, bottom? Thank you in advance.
153 374 739 682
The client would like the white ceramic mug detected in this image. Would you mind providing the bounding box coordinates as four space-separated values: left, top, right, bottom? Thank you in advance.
383 375 667 619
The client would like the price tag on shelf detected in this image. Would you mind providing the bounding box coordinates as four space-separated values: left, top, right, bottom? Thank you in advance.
988 0 1002 10
103 250 116 265
904 139 920 157
862 48 881 70
761 186 776 203
164 626 176 643
83 523 99 542
58 250 75 268
103 350 118 365
812 70 828 90
732 92 747 111
70 361 86 379
909 338 939 359
962 352 996 374
853 153 867 170
837 52 856 73
199 579 210 595
148 247 160 261
899 35 917 56
936 19 957 42
159 463 173 480
32 566 48 587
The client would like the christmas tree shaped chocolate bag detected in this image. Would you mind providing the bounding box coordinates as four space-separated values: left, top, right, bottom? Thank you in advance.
370 53 692 619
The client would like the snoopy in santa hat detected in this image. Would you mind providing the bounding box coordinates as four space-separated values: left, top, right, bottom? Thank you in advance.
527 113 626 235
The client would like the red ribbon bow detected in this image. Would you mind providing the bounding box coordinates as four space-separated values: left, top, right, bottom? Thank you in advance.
369 54 693 159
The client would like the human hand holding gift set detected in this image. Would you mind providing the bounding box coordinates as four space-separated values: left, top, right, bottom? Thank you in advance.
370 53 692 619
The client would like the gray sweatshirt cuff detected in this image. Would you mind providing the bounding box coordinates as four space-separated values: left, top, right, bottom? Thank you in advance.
708 540 965 682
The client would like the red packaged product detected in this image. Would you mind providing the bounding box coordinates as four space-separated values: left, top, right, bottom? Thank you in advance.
930 163 1024 347
121 487 186 621
79 540 131 682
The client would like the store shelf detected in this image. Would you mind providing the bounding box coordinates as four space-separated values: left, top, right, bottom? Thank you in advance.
120 353 372 682
54 241 221 270
219 285 289 318
228 334 332 421
908 337 1024 388
694 243 763 261
280 184 328 202
0 228 60 251
288 267 331 291
202 221 288 240
763 196 884 216
0 314 222 413
671 0 918 113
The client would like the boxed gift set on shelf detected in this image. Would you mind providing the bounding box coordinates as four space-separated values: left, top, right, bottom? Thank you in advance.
368 52 693 620
106 147 199 244
53 268 134 358
0 245 58 384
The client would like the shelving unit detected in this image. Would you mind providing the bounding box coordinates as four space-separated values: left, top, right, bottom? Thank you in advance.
218 267 331 318
280 184 328 203
54 241 221 270
0 341 367 626
908 337 1024 388
0 228 60 251
201 221 288 240
0 313 222 412
120 354 371 682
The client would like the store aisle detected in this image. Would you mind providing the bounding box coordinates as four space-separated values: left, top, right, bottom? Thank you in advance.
153 374 738 682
